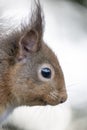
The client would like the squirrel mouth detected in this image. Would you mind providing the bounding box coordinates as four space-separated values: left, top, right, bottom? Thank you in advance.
38 99 47 105
29 98 47 106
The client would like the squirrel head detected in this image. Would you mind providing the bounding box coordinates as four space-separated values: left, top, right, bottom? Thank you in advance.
0 1 67 109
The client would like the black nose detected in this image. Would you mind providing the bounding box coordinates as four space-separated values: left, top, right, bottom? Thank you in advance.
60 96 67 104
60 99 65 103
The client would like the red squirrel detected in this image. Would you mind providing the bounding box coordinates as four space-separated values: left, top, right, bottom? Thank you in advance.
0 0 67 123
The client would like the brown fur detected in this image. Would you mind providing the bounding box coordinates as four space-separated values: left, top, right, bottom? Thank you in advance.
0 0 67 119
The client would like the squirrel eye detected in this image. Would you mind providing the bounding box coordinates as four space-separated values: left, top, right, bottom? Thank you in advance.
38 64 54 82
41 68 51 79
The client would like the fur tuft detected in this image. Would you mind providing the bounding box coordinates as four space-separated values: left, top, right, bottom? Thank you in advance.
22 0 45 39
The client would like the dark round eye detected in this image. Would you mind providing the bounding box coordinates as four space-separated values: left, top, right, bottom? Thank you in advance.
41 68 51 79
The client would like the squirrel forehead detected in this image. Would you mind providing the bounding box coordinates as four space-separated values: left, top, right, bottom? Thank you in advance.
28 42 59 67
41 43 59 65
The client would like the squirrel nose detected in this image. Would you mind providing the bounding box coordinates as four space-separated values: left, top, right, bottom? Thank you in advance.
60 96 67 104
60 99 65 103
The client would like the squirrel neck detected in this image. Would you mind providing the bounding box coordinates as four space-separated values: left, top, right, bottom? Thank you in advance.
0 106 13 124
0 79 13 124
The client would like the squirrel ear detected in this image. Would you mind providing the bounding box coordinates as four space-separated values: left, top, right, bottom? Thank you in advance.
20 30 39 52
17 1 44 60
18 30 40 60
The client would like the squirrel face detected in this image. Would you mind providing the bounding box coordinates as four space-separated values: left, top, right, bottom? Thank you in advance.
0 1 67 116
8 41 67 106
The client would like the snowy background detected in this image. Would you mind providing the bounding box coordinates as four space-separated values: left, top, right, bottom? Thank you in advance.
0 0 87 130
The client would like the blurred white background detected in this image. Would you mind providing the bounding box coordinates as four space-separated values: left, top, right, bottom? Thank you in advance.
0 0 87 130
